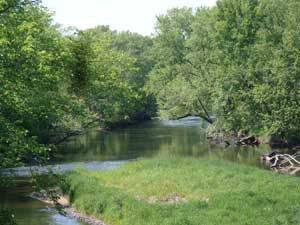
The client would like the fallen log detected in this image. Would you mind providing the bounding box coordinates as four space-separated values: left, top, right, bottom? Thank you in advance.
237 136 259 146
261 151 300 175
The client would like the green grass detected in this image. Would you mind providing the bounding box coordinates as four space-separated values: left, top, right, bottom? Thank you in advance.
62 156 300 225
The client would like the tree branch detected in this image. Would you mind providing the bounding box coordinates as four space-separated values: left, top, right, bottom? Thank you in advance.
197 97 213 123
173 113 213 124
54 117 105 145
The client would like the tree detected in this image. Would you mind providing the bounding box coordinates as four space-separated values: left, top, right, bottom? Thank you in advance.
0 0 91 168
212 0 300 143
112 31 155 87
68 27 155 126
146 8 195 119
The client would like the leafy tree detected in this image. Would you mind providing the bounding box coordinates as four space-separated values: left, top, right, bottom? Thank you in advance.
68 30 93 95
147 0 300 144
112 31 155 87
146 8 195 118
68 27 155 126
211 0 262 133
0 0 91 168
212 0 300 143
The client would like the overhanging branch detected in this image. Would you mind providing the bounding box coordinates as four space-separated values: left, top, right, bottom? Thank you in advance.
173 113 213 124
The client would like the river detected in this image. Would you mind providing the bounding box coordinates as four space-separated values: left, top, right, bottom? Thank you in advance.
0 117 272 225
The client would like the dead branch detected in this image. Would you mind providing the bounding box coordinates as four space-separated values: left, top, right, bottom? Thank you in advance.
261 151 300 175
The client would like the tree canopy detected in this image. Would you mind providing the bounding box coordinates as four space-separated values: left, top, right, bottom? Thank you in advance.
2 0 300 169
146 0 300 144
0 1 155 169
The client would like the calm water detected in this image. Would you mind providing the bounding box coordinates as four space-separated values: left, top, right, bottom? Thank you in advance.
55 117 271 166
0 117 272 225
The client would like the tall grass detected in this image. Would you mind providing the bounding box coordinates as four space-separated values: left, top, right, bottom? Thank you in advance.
62 156 300 225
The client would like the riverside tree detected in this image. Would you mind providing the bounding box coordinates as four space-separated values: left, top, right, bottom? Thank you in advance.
147 0 300 144
0 1 155 169
68 27 156 126
212 0 300 142
2 0 300 182
0 0 92 169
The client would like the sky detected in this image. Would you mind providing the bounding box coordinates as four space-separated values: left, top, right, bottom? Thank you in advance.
42 0 217 35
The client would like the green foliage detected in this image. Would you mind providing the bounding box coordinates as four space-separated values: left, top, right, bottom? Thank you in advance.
112 31 155 87
68 27 155 125
0 115 49 168
0 208 16 225
32 172 68 214
2 0 300 169
212 0 300 141
0 2 155 169
68 30 93 95
146 8 199 119
154 7 194 65
147 0 300 142
63 157 300 225
0 0 93 168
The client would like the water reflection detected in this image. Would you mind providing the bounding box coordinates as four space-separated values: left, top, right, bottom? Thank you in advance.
0 188 87 225
56 117 271 167
1 117 274 225
3 161 127 177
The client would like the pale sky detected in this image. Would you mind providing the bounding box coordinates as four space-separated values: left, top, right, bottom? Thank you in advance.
42 0 217 35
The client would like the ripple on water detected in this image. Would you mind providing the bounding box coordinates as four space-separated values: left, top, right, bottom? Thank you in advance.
3 160 128 177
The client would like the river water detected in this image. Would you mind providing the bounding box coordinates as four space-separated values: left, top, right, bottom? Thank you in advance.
0 117 272 225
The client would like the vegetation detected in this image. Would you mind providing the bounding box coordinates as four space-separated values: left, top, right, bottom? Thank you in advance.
146 0 300 144
0 0 155 170
0 2 155 220
2 0 300 223
67 27 155 126
2 0 300 167
0 208 16 225
63 156 300 225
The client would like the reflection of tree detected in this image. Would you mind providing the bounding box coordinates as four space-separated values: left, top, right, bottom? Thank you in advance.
205 145 270 166
55 120 270 166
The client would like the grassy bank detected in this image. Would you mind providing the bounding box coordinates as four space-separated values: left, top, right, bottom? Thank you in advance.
62 156 300 225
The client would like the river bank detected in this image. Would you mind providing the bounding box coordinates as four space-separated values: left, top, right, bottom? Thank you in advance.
0 118 280 225
30 193 107 225
61 155 300 225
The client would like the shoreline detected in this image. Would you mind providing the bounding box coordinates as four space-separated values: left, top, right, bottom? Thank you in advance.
65 208 107 225
30 192 108 225
62 157 300 225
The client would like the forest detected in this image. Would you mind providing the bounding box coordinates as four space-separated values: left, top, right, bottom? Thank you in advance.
2 0 300 170
1 0 300 224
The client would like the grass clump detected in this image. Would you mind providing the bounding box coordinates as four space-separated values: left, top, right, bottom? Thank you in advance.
62 156 300 225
